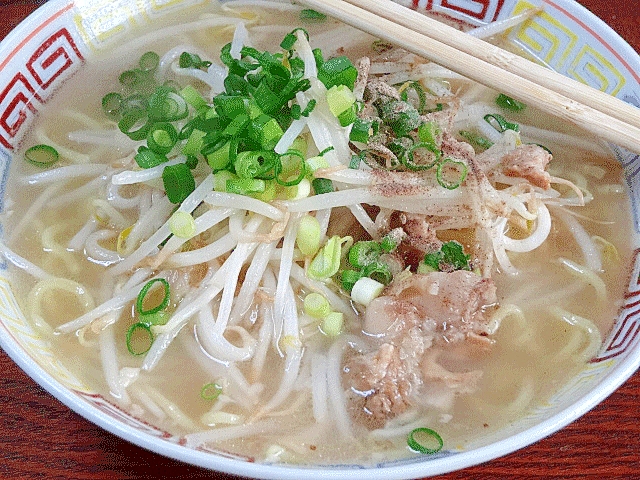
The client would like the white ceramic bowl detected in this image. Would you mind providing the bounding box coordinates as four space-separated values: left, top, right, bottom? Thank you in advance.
1 1 639 478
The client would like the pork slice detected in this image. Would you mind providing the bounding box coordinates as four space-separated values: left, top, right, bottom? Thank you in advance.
501 144 552 189
345 326 430 428
388 270 498 343
400 213 443 253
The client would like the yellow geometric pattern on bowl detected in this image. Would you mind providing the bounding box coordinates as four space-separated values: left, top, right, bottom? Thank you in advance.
72 0 207 50
512 0 625 95
0 276 92 394
512 0 578 69
568 45 625 96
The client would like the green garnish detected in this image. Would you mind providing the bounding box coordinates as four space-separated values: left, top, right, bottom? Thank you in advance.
201 382 223 401
179 51 212 70
483 113 520 133
300 9 327 21
436 158 468 190
136 278 171 316
24 144 59 167
458 130 494 150
496 93 526 111
407 427 444 454
422 240 471 273
126 322 154 356
163 163 196 204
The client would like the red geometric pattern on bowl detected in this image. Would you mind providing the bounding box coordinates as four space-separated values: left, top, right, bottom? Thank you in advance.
0 27 83 150
409 0 507 23
593 248 640 362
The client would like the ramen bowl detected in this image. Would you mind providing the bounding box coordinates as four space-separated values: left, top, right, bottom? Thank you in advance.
0 0 639 478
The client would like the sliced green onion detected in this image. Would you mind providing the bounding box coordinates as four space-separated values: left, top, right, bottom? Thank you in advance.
118 109 151 141
379 100 421 137
296 214 322 257
483 113 520 133
407 428 443 454
348 240 381 269
303 292 332 318
235 150 277 180
496 93 526 112
120 94 148 116
139 51 160 73
250 114 284 150
337 105 357 127
320 311 344 336
300 9 327 21
205 139 235 171
399 81 428 114
213 170 237 192
139 310 170 327
136 278 170 316
148 86 189 121
459 130 494 150
134 146 167 169
126 322 154 356
305 155 330 173
403 142 441 171
222 112 250 138
308 235 349 281
169 210 196 239
312 178 334 194
226 178 265 195
436 158 468 190
318 56 358 90
182 128 207 157
179 51 212 70
327 84 356 118
350 276 384 306
24 144 59 167
380 229 402 253
119 69 139 88
201 382 223 401
350 118 373 143
147 122 178 155
163 163 196 203
180 84 208 111
101 92 123 119
418 121 440 145
340 269 363 292
300 99 317 117
363 261 392 285
318 146 335 157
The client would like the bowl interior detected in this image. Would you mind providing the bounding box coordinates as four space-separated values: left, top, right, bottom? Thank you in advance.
1 1 640 478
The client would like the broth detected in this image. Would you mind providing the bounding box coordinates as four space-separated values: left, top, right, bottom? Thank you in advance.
1 0 633 465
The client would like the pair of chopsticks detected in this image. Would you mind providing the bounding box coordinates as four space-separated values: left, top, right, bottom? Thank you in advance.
297 0 640 154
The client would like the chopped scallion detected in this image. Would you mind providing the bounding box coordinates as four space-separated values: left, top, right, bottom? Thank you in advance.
201 382 223 401
321 311 344 336
24 144 59 167
350 276 384 306
169 210 196 239
136 278 170 316
163 163 196 204
496 93 526 111
303 292 332 318
436 158 468 190
296 214 322 256
407 427 443 454
126 322 154 356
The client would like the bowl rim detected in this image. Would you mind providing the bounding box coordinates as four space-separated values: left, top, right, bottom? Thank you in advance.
1 0 639 478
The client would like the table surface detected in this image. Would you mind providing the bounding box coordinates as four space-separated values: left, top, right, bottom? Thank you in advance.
1 1 639 479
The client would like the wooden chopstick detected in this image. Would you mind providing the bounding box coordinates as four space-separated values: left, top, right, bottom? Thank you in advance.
348 0 640 132
296 0 640 154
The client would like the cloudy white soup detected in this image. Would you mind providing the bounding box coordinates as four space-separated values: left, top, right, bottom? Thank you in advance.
2 0 633 465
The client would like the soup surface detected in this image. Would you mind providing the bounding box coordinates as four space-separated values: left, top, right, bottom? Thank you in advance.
1 0 633 465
